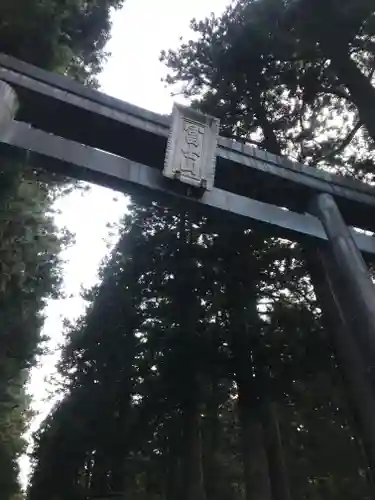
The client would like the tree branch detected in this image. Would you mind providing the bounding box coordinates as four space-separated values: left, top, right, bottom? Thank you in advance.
317 121 362 163
353 38 375 55
318 86 351 101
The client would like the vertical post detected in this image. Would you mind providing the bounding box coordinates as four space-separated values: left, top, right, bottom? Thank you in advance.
311 193 375 377
309 192 375 482
306 247 375 483
0 80 18 137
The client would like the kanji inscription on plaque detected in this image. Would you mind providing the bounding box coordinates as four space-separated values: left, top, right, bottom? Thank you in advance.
163 104 220 190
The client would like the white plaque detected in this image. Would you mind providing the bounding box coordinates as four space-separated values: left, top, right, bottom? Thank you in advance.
163 104 220 190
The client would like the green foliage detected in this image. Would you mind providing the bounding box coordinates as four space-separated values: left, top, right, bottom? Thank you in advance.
0 0 124 85
28 202 372 500
0 160 67 498
0 0 125 497
162 0 375 178
0 376 30 499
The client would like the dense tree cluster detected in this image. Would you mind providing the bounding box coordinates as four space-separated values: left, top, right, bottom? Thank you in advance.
162 0 375 176
26 0 375 499
28 202 372 500
0 0 125 497
0 0 124 85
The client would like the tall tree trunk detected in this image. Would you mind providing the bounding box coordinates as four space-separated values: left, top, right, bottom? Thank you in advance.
203 379 222 500
254 336 291 500
177 210 206 500
237 376 272 500
90 448 108 497
262 400 292 500
176 210 206 500
166 448 180 500
83 451 94 493
182 401 207 500
165 419 182 500
108 453 125 495
228 287 272 500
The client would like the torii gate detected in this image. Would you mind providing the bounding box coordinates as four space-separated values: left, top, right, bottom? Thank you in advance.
1 54 375 475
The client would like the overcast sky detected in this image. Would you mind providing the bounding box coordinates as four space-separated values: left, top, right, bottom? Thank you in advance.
20 0 230 489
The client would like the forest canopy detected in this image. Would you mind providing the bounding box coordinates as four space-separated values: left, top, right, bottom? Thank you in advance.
0 0 125 497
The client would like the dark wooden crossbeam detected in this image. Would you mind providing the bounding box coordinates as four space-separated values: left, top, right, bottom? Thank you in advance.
1 120 375 255
0 54 375 232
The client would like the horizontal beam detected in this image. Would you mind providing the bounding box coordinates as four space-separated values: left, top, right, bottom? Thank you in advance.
1 54 375 232
1 121 375 256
